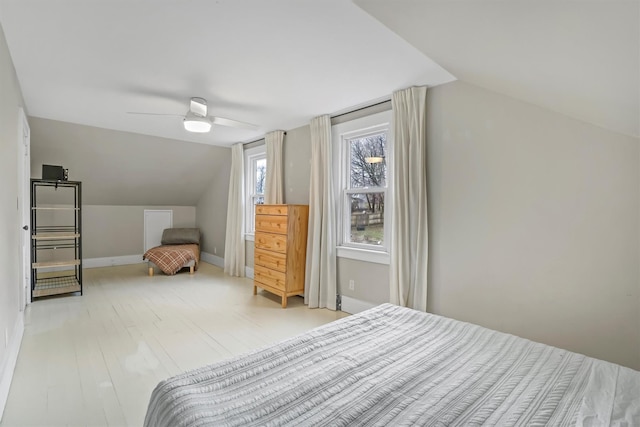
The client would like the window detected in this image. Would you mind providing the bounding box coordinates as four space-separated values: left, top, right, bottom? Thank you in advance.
245 145 266 237
345 130 387 247
333 110 392 264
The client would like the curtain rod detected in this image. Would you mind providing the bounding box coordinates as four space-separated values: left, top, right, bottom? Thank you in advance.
331 99 391 119
243 131 287 146
242 99 390 146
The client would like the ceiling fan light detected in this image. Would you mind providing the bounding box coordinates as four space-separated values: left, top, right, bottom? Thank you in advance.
183 116 212 133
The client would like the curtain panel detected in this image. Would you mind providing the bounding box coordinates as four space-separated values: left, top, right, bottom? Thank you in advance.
390 86 429 311
305 115 337 310
265 130 285 204
224 143 246 277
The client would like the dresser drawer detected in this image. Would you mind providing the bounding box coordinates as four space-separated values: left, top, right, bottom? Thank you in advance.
254 265 286 290
255 215 288 234
255 248 287 273
255 232 287 253
256 205 288 216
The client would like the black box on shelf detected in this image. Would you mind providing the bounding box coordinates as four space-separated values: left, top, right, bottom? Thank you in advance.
42 164 68 181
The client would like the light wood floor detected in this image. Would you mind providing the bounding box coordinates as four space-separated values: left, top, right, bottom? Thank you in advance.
1 262 347 427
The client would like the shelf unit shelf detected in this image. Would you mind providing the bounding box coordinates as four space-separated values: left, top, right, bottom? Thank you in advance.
32 276 81 298
32 233 81 240
32 260 81 269
31 179 83 300
31 207 80 211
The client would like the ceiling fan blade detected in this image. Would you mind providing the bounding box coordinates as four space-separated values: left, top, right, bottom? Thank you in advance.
126 112 183 117
210 116 259 130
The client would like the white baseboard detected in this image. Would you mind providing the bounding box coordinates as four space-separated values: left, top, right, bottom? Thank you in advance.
201 252 224 269
83 254 144 269
340 296 378 314
0 313 24 421
200 253 253 278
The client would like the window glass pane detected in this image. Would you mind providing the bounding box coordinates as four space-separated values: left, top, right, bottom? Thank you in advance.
244 147 266 235
348 192 385 246
349 133 386 189
255 158 266 194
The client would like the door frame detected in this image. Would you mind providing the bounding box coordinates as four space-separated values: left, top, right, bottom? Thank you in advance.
17 107 30 308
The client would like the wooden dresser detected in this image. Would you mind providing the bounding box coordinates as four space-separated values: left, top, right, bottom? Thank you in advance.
254 204 309 308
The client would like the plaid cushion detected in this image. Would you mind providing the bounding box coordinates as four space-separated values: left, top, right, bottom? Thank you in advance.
143 244 198 275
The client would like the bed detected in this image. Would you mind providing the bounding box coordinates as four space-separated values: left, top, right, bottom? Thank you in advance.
143 228 201 276
144 303 639 426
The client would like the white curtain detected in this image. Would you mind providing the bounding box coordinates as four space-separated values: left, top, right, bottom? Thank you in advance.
224 143 246 277
265 130 284 204
390 86 429 311
305 115 337 310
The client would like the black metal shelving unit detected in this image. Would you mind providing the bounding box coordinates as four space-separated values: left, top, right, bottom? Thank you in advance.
30 179 82 299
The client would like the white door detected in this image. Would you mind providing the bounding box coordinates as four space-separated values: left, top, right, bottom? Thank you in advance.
144 210 173 253
17 108 30 308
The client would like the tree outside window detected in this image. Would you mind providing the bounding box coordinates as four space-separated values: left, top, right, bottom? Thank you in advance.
255 158 266 202
347 132 387 247
245 147 266 235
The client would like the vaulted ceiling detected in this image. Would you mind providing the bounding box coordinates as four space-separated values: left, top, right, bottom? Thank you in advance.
2 0 636 147
0 0 454 147
1 0 637 208
355 0 639 138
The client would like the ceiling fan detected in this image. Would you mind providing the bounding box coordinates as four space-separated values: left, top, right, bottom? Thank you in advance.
127 97 258 133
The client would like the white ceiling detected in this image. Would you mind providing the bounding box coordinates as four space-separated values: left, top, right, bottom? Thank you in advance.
355 0 640 138
0 0 455 146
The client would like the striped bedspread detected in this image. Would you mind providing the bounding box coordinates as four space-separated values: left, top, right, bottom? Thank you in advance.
144 304 639 426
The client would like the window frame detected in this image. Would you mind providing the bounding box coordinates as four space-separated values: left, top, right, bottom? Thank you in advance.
244 145 267 240
332 110 393 265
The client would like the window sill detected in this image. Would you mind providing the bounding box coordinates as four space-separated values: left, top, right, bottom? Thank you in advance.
245 233 255 242
336 246 389 265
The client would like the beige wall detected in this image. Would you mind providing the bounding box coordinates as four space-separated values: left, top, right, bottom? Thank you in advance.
28 115 231 262
337 258 389 303
242 81 640 369
195 149 232 256
32 205 196 262
0 21 25 410
29 117 230 206
82 205 196 258
425 81 639 369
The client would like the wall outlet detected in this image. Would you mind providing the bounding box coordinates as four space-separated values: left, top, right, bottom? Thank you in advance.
348 280 355 291
214 247 217 255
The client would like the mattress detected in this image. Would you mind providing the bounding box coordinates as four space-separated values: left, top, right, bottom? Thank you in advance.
144 304 640 426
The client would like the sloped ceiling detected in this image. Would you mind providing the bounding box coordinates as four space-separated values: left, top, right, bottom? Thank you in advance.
0 0 454 147
29 117 230 206
355 0 640 138
10 1 638 209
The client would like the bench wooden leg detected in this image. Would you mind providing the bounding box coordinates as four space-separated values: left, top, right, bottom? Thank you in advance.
148 267 153 276
189 265 194 275
253 285 257 295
